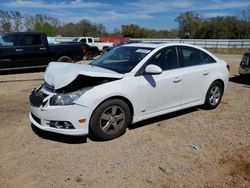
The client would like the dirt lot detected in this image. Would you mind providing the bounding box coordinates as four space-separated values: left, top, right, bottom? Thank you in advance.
0 54 249 188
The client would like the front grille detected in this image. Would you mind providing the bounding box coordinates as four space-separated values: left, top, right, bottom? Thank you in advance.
31 113 41 124
44 82 55 92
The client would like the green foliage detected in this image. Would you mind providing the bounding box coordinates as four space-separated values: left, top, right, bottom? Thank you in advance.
176 11 250 39
34 22 56 36
57 19 107 37
121 24 177 38
176 11 202 38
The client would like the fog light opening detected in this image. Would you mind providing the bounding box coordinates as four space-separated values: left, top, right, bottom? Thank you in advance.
48 121 75 129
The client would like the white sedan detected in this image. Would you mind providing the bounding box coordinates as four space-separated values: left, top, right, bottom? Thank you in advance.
29 43 229 140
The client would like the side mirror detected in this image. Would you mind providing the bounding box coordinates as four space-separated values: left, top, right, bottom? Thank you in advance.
144 64 163 75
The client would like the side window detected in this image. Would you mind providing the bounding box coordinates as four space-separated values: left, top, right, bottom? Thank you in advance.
23 35 42 46
81 38 87 43
179 46 216 67
0 35 21 47
201 51 216 64
147 47 177 71
88 38 93 43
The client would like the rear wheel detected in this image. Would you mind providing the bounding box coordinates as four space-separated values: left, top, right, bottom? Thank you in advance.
85 51 93 60
90 99 131 140
203 81 223 109
57 56 73 62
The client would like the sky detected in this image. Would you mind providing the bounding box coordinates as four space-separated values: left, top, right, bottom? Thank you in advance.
1 0 250 31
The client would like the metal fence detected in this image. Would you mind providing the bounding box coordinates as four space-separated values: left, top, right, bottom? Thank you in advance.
52 37 250 48
129 38 250 48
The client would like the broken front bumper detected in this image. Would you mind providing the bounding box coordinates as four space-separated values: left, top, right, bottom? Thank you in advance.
29 89 91 136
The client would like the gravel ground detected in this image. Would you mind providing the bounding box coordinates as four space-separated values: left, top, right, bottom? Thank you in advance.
0 54 249 188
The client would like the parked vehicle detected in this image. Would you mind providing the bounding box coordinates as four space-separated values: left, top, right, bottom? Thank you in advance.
29 43 229 140
72 37 113 53
105 40 140 52
0 32 84 71
59 41 99 60
239 52 250 78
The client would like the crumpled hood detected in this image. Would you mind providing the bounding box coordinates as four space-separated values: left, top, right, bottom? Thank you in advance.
44 62 124 89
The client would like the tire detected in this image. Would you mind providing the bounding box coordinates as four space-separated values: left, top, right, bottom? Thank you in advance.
85 51 93 60
90 99 131 141
57 56 73 62
203 81 223 109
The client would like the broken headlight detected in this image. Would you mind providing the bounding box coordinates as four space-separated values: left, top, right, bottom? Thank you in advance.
50 88 91 106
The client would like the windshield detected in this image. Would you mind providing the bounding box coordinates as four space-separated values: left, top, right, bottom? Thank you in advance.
90 46 153 73
72 38 79 42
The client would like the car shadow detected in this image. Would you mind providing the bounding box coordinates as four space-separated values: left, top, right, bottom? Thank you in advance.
229 75 250 86
129 107 199 130
31 124 87 144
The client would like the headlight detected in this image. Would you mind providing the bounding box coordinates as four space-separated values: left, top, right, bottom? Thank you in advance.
50 87 91 106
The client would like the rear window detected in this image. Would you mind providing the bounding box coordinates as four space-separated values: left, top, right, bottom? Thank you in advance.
179 46 216 67
241 55 249 66
23 35 42 46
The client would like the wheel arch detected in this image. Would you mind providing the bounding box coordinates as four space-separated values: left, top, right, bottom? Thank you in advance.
211 79 225 94
91 95 134 120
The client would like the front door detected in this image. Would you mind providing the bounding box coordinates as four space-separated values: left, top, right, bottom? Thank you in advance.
0 34 25 70
138 47 183 116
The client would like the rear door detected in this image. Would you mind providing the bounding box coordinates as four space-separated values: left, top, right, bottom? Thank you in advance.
22 33 49 67
0 34 24 70
177 46 216 104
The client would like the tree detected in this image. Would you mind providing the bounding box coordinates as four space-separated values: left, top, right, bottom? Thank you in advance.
11 11 23 31
34 22 56 36
176 11 202 38
240 5 250 22
24 15 35 31
121 24 143 37
0 10 12 33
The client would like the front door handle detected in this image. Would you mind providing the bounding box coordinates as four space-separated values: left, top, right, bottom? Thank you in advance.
40 47 46 50
16 49 23 52
203 70 209 75
173 77 182 83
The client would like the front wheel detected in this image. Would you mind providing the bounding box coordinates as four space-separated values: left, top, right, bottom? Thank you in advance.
84 51 93 60
90 99 131 141
203 81 223 109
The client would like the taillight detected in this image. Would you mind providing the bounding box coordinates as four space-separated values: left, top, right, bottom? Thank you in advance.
80 46 87 54
226 64 230 72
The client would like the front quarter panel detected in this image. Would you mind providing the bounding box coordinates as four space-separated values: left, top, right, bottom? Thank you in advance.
75 76 141 120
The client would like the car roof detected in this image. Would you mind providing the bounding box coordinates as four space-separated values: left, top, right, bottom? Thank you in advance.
124 43 165 48
123 42 204 49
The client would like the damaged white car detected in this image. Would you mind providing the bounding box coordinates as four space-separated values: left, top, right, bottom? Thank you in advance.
29 43 229 140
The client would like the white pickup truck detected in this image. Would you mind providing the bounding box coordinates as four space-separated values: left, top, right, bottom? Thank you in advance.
72 37 113 53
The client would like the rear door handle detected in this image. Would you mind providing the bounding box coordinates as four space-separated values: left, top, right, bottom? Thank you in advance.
173 77 182 83
40 47 46 50
203 70 209 75
16 49 23 52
